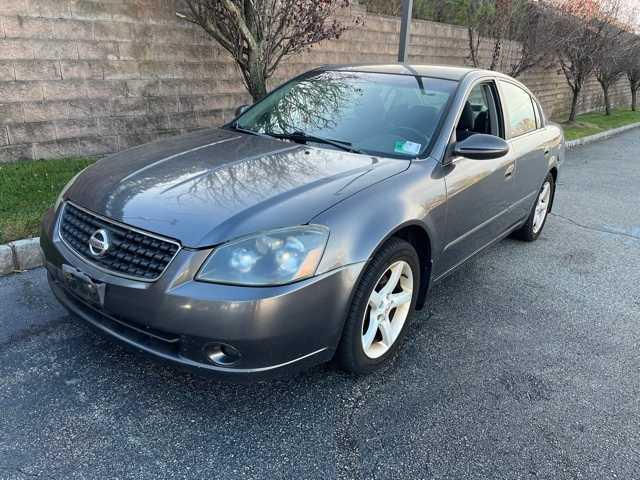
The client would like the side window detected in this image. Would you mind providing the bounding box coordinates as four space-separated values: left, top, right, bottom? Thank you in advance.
456 83 500 141
499 81 537 138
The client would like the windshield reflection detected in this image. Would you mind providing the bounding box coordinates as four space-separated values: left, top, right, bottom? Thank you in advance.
236 71 458 158
249 73 364 134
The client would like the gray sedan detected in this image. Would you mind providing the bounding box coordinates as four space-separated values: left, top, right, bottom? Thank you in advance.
40 65 564 379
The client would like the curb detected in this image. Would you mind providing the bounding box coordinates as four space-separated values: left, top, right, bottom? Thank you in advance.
565 121 640 149
0 238 43 276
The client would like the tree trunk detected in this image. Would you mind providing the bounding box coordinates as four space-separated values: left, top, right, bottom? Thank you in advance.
489 38 502 71
632 88 637 112
246 71 267 103
467 28 480 67
244 50 268 103
568 88 580 122
602 84 611 116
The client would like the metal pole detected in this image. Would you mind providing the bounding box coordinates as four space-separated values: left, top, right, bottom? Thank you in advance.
398 0 414 63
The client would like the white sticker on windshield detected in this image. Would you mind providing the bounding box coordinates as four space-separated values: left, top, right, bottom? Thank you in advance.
394 140 422 156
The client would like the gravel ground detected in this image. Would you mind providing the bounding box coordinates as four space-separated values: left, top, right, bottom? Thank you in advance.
1 130 639 480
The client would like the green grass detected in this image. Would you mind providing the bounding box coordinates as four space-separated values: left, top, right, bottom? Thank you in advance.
0 157 95 244
561 109 640 141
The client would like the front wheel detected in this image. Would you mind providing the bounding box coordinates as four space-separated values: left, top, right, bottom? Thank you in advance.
512 173 555 242
336 238 420 374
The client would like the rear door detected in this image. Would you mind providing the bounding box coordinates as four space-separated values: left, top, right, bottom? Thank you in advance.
497 80 549 220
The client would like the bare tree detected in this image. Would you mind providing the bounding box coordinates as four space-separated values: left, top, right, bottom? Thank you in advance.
178 0 359 102
555 0 626 121
365 0 561 78
466 0 505 71
594 28 634 115
627 39 640 111
617 28 640 112
499 1 566 77
465 0 563 78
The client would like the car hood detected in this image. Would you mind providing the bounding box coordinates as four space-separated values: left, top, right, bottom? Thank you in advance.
65 128 409 248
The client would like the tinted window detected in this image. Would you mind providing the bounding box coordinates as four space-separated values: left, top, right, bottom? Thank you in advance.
499 81 537 138
456 83 499 140
236 71 458 158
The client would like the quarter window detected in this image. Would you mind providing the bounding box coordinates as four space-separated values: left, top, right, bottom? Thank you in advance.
499 81 537 138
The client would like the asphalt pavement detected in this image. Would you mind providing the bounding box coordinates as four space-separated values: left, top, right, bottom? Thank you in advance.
1 130 639 479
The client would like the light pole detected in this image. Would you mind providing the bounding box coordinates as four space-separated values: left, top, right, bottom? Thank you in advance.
398 0 414 63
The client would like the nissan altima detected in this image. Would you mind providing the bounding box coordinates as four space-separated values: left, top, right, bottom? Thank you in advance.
41 65 564 379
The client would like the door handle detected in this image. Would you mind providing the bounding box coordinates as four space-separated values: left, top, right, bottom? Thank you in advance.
504 163 515 178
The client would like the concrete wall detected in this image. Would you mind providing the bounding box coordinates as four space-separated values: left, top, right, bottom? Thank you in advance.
0 0 632 162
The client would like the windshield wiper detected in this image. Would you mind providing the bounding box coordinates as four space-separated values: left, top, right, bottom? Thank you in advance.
268 131 365 155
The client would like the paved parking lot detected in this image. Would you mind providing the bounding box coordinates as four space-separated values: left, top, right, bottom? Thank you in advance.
1 130 639 480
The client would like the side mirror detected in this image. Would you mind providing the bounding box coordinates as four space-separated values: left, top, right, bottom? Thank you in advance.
453 134 509 160
235 105 250 117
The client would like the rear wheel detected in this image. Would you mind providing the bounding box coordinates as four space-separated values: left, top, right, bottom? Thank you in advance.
512 173 555 242
336 238 419 374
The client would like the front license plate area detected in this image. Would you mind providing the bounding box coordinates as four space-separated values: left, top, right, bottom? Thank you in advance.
62 264 106 307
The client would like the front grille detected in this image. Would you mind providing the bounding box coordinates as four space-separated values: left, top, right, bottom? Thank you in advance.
59 202 180 281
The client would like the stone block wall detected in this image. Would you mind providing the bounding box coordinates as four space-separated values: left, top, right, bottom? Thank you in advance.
0 0 632 162
0 0 253 162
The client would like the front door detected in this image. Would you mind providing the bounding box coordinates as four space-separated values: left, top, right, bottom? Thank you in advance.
434 81 520 278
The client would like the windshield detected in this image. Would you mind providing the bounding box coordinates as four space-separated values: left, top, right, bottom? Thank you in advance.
234 71 458 158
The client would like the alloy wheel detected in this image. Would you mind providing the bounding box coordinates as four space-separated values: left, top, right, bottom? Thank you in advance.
532 181 551 234
361 260 414 359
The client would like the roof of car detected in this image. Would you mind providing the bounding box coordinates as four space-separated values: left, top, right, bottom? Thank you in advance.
318 64 488 81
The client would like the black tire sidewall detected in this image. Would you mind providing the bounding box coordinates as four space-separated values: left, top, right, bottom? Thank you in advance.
514 172 555 242
529 174 555 240
337 238 420 374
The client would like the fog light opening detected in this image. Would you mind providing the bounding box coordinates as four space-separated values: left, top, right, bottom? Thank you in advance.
205 343 242 366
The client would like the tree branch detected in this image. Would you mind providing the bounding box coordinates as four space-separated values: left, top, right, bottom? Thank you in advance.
222 0 258 50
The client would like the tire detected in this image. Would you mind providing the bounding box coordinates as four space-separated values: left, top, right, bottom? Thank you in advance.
512 172 555 242
336 237 420 374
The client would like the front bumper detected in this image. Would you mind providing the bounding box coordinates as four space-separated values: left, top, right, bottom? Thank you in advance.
41 207 364 380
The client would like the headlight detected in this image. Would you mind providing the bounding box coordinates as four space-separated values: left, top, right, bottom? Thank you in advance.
196 226 329 286
54 167 90 211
